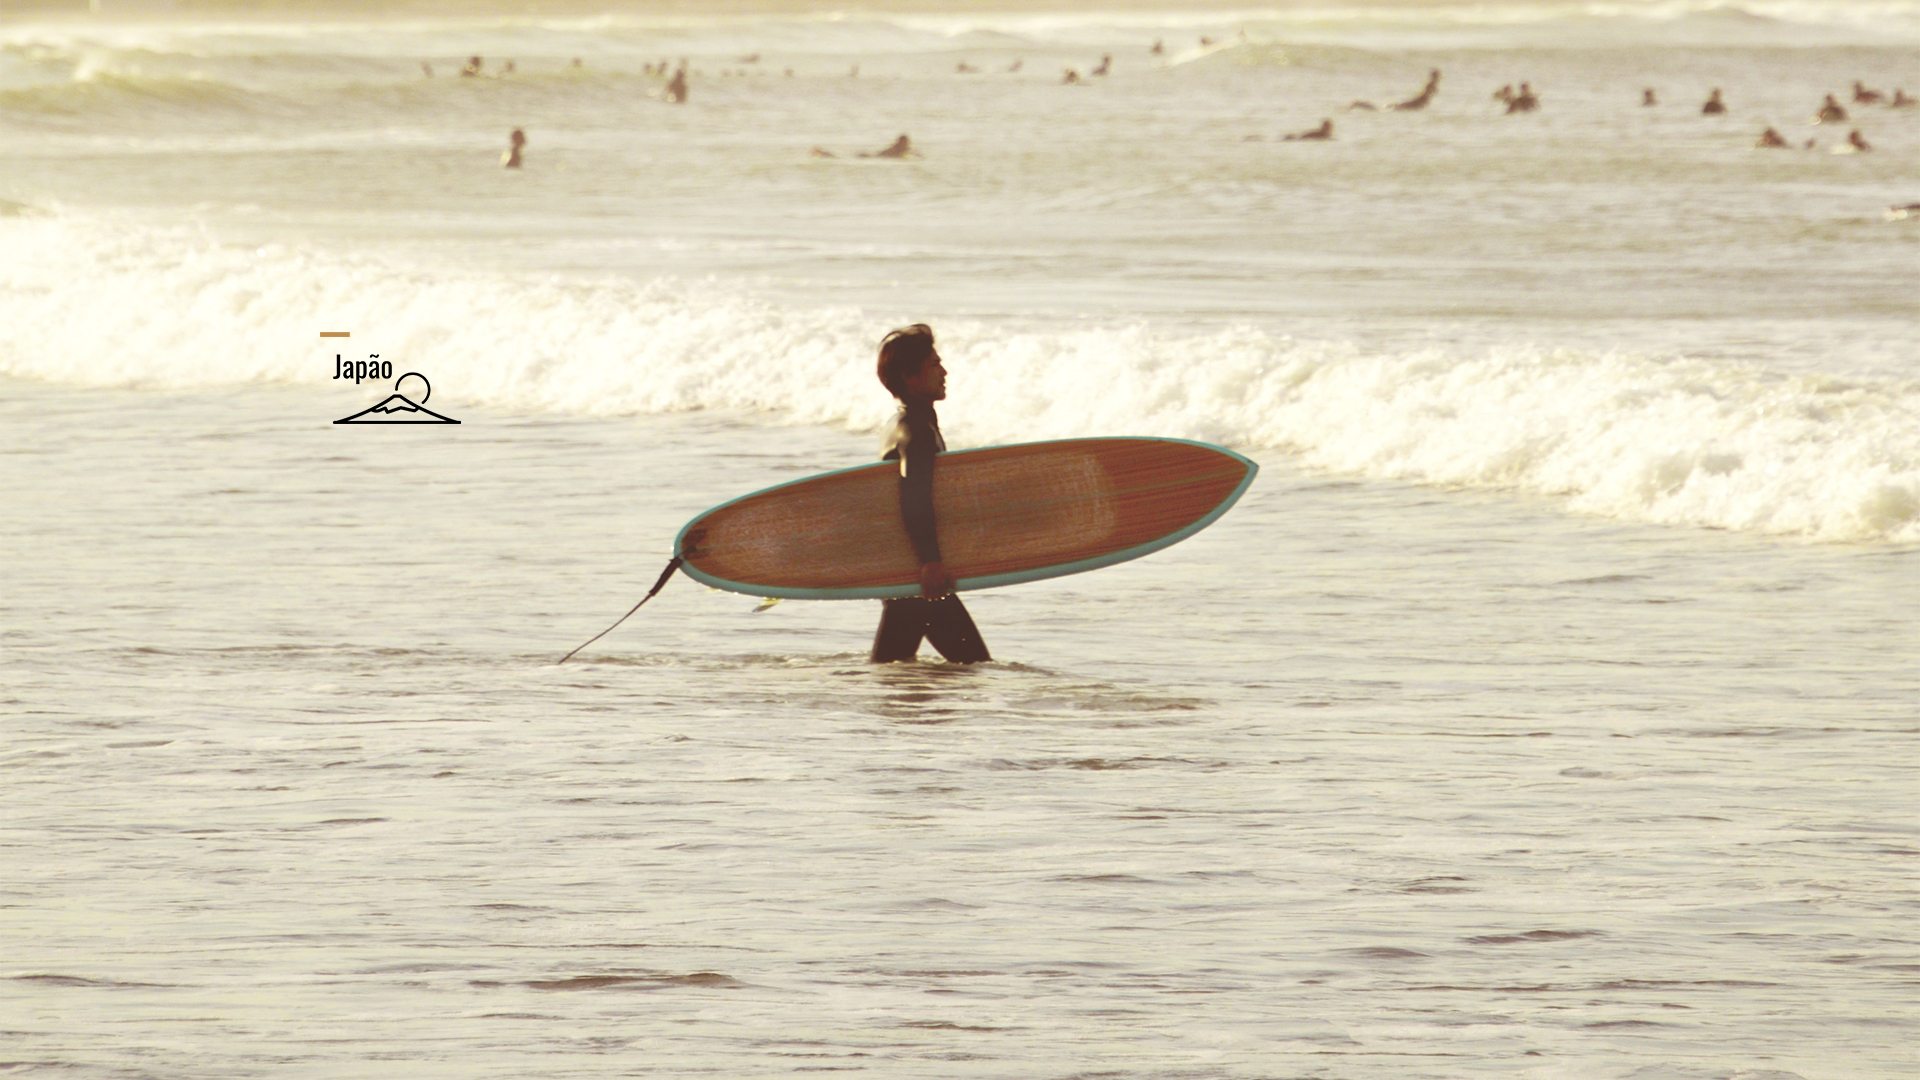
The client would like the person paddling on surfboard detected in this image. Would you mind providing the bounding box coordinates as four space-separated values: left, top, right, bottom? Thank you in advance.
871 324 991 664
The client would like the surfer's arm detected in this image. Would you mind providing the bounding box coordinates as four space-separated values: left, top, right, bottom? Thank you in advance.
898 434 943 564
895 420 953 599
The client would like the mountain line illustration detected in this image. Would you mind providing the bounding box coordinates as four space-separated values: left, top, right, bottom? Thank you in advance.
334 371 460 424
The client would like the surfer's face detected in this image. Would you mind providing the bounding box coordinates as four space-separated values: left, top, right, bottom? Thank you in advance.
901 352 946 401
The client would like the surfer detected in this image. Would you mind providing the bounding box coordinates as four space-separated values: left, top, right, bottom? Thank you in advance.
1392 68 1439 111
502 128 525 168
1815 94 1847 123
862 134 914 158
1702 88 1726 115
1642 87 1657 106
665 61 689 104
1756 126 1789 148
870 324 991 664
1283 119 1333 141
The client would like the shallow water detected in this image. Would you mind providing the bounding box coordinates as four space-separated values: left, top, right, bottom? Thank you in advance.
5 378 1917 1078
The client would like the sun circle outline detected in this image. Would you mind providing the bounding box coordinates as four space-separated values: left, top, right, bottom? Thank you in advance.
395 372 431 404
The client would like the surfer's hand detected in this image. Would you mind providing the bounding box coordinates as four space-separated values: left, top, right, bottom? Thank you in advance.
919 561 955 601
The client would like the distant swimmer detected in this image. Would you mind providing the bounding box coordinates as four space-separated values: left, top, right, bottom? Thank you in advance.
1815 94 1847 123
956 62 977 74
1837 128 1871 153
502 128 525 169
1063 68 1080 84
1702 88 1726 115
1755 126 1789 148
1007 59 1023 73
570 58 583 69
850 64 860 78
1392 68 1440 111
1283 119 1333 141
862 134 914 159
665 61 689 104
1889 88 1916 107
500 60 516 76
421 61 433 78
1642 87 1658 106
1852 80 1885 105
809 146 835 158
461 55 483 77
1092 54 1112 76
1506 82 1539 113
1151 39 1164 55
1493 84 1514 103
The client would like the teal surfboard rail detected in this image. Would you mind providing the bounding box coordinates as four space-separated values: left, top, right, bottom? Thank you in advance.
674 436 1259 601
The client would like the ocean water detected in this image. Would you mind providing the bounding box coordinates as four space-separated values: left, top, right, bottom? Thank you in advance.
3 2 1918 1077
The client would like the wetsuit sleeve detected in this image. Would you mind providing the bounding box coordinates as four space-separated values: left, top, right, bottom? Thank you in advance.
897 417 943 566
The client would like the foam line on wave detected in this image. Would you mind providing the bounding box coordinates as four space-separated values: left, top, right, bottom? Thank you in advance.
2 212 1913 544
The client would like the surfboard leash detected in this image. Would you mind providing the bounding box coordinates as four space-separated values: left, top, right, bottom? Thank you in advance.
557 556 683 664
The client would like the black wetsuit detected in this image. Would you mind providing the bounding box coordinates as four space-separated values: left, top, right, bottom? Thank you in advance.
871 400 991 663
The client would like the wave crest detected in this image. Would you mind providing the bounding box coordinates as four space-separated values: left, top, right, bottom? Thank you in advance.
3 213 1914 543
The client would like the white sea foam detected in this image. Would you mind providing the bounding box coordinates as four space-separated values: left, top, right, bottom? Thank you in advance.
3 213 1915 542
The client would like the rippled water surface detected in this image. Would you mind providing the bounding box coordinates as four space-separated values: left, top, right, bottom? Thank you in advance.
5 379 1917 1078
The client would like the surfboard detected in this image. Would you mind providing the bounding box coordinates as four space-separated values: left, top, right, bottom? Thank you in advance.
674 437 1257 600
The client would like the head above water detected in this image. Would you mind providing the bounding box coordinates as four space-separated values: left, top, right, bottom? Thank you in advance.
877 323 945 402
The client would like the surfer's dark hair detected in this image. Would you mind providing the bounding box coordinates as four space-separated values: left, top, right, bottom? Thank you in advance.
877 323 936 399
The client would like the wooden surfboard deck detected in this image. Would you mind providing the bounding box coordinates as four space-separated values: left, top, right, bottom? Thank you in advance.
675 437 1257 600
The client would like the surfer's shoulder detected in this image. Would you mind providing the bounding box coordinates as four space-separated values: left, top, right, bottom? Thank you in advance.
882 408 913 463
882 403 943 465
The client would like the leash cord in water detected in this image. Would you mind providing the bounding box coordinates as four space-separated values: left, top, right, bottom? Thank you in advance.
558 556 683 664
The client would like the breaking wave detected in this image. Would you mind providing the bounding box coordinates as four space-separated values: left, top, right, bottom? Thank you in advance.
3 211 1915 543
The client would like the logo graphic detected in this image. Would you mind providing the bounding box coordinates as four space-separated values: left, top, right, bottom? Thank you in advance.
335 371 461 425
